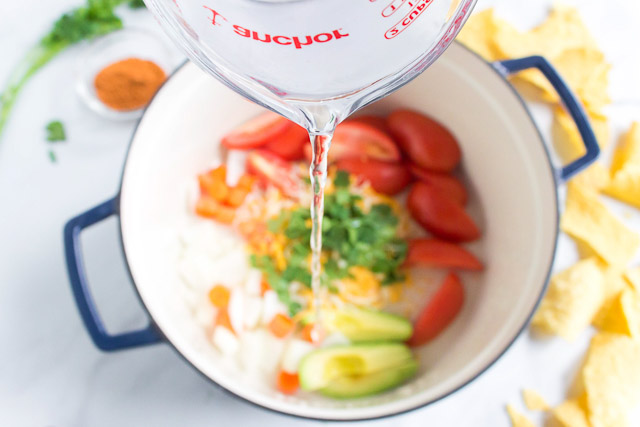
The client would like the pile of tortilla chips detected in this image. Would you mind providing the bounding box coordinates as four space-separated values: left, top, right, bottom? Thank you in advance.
458 6 640 427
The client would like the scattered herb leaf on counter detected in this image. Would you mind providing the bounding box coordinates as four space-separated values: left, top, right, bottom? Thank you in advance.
48 150 57 163
0 0 144 139
45 120 66 142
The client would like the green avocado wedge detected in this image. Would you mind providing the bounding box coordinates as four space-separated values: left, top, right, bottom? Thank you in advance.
299 343 418 399
323 306 413 342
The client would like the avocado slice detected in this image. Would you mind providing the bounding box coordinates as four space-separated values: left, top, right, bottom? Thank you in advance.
299 343 418 398
324 306 412 342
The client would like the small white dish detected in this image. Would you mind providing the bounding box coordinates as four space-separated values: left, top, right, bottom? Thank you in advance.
76 27 174 120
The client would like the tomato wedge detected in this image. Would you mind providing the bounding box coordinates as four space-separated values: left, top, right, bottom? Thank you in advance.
336 159 412 195
404 239 483 271
387 110 461 172
305 122 401 163
407 182 480 242
246 150 300 197
221 112 291 150
263 122 309 160
347 115 391 135
409 165 468 206
408 272 465 346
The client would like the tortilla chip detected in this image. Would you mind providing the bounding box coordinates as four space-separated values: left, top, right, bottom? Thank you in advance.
582 333 640 427
569 163 610 195
603 123 640 209
552 106 610 163
577 60 612 113
456 9 508 61
552 396 590 427
592 270 629 329
560 185 640 267
626 267 640 290
518 48 610 110
604 167 640 209
506 405 535 427
494 5 596 60
611 122 640 175
596 287 640 338
532 257 605 339
522 388 550 411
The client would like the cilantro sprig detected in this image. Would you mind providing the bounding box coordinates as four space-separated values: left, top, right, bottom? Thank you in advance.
255 171 408 313
0 0 144 139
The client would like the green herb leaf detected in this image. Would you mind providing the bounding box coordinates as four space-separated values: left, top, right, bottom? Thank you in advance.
46 120 66 142
48 150 57 163
333 170 350 188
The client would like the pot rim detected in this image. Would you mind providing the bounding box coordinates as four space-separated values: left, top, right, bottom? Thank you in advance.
112 43 560 421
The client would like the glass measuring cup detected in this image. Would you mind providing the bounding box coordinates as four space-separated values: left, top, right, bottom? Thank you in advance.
143 0 476 132
143 0 477 339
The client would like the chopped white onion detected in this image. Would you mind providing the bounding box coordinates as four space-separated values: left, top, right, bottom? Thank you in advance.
243 297 262 329
212 327 239 356
281 339 315 374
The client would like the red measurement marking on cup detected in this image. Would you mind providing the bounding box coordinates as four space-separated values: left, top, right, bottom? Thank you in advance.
382 0 409 17
384 0 434 39
203 5 227 26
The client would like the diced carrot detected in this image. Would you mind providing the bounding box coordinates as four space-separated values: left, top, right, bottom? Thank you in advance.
277 370 299 395
195 196 235 223
269 313 295 338
215 308 234 333
237 174 256 189
260 280 271 296
210 165 227 181
208 285 230 308
195 196 219 218
300 323 323 344
199 173 230 201
227 186 250 207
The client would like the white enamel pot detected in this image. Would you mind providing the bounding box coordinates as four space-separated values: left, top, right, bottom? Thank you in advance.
64 42 598 421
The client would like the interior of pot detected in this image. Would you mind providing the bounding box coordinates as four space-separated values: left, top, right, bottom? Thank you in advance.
119 42 558 420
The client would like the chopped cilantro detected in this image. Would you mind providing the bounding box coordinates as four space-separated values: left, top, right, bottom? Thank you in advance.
252 171 407 311
46 120 66 142
333 170 350 188
48 150 57 163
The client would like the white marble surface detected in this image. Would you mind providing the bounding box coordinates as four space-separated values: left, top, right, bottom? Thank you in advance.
1 1 640 426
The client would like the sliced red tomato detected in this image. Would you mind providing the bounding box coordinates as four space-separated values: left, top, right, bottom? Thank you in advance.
263 122 309 160
336 159 412 195
404 239 483 271
246 150 300 197
305 122 401 163
221 112 291 150
407 182 480 242
408 272 465 346
409 165 468 206
347 115 391 135
387 110 461 172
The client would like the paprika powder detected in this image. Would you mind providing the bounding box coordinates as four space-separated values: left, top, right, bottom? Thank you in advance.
94 57 166 111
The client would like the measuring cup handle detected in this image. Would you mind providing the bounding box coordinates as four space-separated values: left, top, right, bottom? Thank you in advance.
64 197 163 351
494 56 599 181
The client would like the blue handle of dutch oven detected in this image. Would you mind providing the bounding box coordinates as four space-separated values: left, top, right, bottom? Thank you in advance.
495 56 599 180
64 197 163 351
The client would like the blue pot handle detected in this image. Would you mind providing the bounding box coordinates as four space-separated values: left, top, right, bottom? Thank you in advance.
494 56 599 181
64 197 163 351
